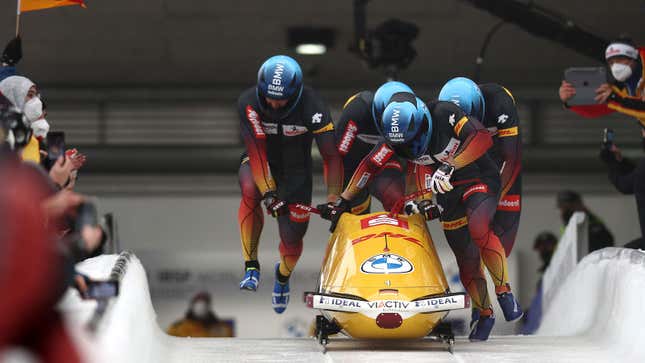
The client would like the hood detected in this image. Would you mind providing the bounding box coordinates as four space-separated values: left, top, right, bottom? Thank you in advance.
0 75 35 111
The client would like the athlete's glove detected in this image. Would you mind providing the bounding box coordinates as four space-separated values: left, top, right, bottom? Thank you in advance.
1 36 21 66
430 164 455 194
263 191 287 218
404 200 442 221
317 197 350 232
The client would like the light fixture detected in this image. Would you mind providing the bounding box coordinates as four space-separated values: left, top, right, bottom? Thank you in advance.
295 43 327 55
288 27 335 56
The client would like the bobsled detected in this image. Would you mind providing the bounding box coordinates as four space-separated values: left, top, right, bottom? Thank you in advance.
303 208 469 351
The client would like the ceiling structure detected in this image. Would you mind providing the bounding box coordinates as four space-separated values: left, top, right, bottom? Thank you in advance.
1 0 642 90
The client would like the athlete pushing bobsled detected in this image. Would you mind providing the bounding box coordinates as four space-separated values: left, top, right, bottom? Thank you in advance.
438 76 524 334
318 81 523 341
236 55 343 314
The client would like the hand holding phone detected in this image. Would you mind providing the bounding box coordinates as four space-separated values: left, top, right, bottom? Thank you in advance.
74 274 119 300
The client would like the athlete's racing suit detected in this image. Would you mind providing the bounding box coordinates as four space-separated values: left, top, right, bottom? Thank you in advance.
336 91 405 213
238 86 343 278
479 83 522 256
340 101 512 313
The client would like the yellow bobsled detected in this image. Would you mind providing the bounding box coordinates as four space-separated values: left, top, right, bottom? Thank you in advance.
304 211 469 349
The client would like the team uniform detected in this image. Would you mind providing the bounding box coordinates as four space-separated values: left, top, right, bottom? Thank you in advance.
477 84 522 256
341 100 512 318
237 85 343 292
336 91 405 213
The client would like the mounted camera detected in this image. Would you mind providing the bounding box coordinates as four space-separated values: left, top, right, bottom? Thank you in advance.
351 0 419 79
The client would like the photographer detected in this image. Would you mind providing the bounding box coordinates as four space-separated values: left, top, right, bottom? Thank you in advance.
600 129 645 248
559 38 645 128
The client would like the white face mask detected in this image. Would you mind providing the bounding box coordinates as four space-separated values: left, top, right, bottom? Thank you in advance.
191 301 209 318
611 63 633 82
23 97 44 122
31 118 50 139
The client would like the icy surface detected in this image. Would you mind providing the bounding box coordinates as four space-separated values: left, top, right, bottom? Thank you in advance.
66 249 645 363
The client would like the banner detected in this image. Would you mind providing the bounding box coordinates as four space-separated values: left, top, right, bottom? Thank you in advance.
20 0 85 13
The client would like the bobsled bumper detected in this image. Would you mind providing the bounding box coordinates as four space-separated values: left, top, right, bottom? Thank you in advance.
304 292 470 315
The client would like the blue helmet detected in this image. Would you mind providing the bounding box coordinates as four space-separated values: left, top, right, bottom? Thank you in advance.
256 55 304 118
380 95 432 159
372 81 414 126
438 77 485 121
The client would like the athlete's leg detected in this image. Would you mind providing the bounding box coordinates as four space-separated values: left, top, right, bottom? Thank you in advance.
238 158 264 269
444 227 492 314
493 174 522 257
368 161 405 211
276 212 309 279
438 193 492 315
463 183 510 292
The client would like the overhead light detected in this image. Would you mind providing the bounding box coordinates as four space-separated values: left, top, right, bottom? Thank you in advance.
288 26 335 56
296 43 327 55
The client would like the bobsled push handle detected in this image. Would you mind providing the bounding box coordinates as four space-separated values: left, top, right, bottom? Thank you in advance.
291 203 321 215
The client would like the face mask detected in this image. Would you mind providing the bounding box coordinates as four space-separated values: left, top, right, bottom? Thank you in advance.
611 63 633 82
23 97 44 122
191 301 209 318
31 118 49 139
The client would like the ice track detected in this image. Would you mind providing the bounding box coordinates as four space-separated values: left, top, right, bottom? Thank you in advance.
63 248 645 363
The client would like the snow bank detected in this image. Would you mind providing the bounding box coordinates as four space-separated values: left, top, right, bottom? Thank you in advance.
73 248 645 362
538 248 645 361
90 254 170 363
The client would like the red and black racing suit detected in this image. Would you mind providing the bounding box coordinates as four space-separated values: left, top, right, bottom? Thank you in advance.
238 86 343 278
479 84 522 256
340 101 510 314
336 91 405 213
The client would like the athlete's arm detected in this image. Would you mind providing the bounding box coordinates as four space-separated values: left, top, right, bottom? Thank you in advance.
238 101 276 195
336 93 365 157
309 94 344 202
451 115 493 169
339 143 394 201
494 91 522 198
405 161 434 199
314 126 344 202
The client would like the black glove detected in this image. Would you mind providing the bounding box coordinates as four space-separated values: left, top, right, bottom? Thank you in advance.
263 191 287 218
1 36 21 66
404 199 442 221
317 197 350 232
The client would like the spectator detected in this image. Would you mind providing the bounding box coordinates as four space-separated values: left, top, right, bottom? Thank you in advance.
534 231 559 272
557 190 614 253
559 37 645 128
0 36 20 81
0 75 49 142
520 231 559 335
167 292 233 338
600 129 645 249
0 137 82 362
